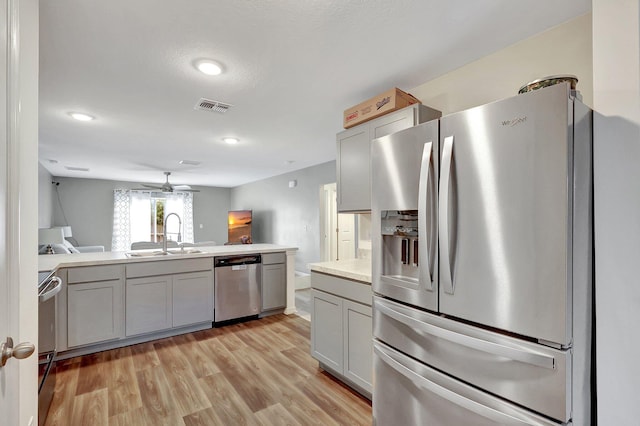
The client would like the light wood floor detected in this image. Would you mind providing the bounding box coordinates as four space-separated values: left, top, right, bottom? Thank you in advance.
44 314 372 426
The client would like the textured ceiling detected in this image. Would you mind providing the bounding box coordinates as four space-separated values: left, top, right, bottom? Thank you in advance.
39 0 591 188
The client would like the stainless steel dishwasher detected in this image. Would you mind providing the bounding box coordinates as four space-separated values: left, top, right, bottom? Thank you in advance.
214 254 262 323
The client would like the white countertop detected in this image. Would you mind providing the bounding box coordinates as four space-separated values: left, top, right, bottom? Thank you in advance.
38 244 298 272
309 258 372 283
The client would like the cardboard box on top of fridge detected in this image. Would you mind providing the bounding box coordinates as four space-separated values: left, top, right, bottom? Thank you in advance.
343 88 422 129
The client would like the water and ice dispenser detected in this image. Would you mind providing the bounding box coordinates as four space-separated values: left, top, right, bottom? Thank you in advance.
381 210 419 283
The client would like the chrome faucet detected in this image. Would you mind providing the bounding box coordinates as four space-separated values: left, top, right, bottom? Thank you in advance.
163 212 182 253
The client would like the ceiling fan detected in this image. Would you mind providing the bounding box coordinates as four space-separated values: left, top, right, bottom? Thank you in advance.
136 171 199 193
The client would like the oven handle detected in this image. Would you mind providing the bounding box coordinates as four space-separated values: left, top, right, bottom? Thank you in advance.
38 277 62 302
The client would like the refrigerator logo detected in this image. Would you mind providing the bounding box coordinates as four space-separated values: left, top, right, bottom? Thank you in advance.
501 116 527 127
376 96 391 110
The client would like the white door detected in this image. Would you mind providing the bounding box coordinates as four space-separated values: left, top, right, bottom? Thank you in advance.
337 213 356 260
319 183 339 261
0 0 39 424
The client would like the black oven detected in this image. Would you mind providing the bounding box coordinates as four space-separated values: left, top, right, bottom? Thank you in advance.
38 271 62 426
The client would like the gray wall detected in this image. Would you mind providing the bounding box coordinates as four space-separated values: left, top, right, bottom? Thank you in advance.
230 161 336 273
47 176 231 250
38 163 54 228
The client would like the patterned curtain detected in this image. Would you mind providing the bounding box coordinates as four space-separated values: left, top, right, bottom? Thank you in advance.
111 189 131 252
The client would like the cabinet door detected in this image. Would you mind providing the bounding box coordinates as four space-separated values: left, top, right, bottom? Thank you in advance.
311 289 343 372
337 125 370 212
67 279 124 348
343 300 373 393
370 105 417 139
173 271 213 327
262 263 286 311
126 275 172 336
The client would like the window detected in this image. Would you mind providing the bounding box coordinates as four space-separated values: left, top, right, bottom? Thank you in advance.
112 190 194 252
150 197 165 242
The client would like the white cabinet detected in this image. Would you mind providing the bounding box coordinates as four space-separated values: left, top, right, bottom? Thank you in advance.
173 271 214 327
126 275 173 336
311 290 344 372
336 125 370 212
66 265 124 348
343 300 373 391
125 258 213 337
310 271 373 396
336 103 441 212
261 252 286 312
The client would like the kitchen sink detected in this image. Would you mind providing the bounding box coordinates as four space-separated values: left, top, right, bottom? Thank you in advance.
126 249 204 258
175 249 204 254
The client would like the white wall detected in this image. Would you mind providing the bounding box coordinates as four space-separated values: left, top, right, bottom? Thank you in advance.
48 176 231 249
410 14 592 114
230 161 336 273
38 162 54 228
592 0 640 423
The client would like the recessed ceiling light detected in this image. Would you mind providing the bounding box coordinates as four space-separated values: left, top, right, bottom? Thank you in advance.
65 166 90 172
284 160 295 165
69 112 95 121
223 137 239 145
196 60 223 76
179 160 201 166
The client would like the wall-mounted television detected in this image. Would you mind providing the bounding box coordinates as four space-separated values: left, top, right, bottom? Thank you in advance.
228 210 252 244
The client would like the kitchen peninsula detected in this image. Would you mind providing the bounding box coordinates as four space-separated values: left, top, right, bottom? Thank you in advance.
40 244 297 359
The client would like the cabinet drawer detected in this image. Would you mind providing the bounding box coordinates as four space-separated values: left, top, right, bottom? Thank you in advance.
126 258 212 278
311 271 372 306
262 252 285 265
68 264 123 284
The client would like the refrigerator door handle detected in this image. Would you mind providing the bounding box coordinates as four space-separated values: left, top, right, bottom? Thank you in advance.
418 141 433 289
374 344 545 425
376 300 556 370
439 136 454 294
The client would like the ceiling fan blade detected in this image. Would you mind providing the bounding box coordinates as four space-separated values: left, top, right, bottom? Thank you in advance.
137 172 200 193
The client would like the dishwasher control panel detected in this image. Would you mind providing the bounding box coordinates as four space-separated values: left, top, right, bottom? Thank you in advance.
214 254 261 267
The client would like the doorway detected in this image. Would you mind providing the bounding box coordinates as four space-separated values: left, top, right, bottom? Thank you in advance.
319 182 356 262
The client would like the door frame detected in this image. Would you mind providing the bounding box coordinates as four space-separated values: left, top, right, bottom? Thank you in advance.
0 0 39 424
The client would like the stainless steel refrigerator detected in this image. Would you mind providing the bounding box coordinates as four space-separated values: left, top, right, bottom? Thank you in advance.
371 83 593 425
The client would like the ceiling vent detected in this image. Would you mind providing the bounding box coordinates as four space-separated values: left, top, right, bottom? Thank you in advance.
194 98 233 113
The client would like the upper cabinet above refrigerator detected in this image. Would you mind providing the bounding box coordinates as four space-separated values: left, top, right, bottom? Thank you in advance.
336 103 441 213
